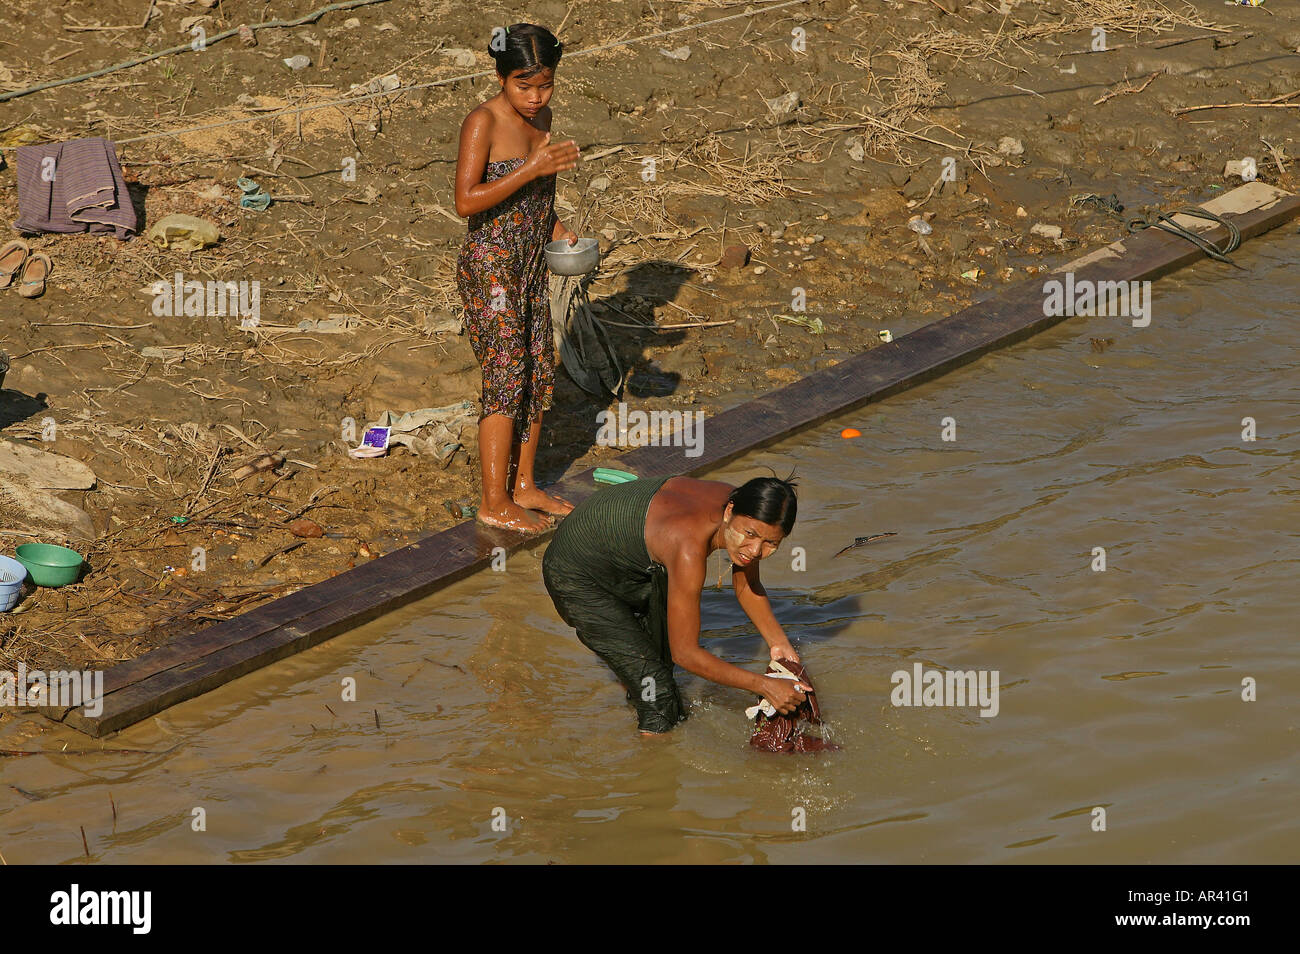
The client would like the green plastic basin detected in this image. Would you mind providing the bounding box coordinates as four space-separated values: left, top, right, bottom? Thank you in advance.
14 543 85 587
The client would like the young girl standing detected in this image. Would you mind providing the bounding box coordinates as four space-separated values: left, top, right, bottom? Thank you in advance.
455 22 580 533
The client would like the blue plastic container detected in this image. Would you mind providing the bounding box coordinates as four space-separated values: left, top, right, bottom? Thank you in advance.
0 554 29 612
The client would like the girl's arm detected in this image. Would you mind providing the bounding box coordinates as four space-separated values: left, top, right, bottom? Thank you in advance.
665 551 806 712
733 560 799 662
551 214 577 242
453 109 537 218
538 107 578 243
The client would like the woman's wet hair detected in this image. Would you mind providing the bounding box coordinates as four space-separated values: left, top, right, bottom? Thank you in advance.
727 469 799 535
490 23 563 80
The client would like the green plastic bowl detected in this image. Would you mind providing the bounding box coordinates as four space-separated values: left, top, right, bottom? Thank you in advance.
14 543 85 587
594 467 638 485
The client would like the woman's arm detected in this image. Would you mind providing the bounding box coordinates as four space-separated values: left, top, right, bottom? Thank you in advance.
665 552 806 711
733 561 799 662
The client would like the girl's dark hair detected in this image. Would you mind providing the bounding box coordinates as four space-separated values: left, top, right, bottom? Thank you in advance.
727 469 799 536
491 23 563 80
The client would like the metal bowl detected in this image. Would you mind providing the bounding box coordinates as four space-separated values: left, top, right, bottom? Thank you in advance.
545 236 600 275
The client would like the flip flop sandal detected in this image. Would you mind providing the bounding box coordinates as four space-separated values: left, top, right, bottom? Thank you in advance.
0 239 30 289
17 252 51 299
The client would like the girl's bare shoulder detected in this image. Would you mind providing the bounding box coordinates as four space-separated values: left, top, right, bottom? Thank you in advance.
461 102 497 134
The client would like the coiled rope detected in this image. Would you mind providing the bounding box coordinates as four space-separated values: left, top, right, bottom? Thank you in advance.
1126 206 1244 268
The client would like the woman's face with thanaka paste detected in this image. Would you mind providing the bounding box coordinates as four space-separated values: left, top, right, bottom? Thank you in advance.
723 504 785 567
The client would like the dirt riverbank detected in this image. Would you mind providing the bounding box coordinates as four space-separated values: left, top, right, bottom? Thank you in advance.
0 0 1294 672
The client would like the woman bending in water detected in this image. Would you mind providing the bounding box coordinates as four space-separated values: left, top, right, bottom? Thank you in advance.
454 22 580 533
542 473 810 734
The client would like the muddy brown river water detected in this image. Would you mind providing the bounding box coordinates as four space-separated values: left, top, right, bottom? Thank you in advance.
2 231 1297 864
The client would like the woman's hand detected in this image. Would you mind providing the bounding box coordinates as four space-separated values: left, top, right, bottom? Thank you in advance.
555 225 580 246
524 132 580 181
770 643 800 665
759 677 808 715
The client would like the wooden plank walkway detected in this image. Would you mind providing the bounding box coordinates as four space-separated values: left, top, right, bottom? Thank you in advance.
47 183 1300 736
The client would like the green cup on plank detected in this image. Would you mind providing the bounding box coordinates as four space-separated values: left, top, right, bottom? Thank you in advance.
14 543 85 587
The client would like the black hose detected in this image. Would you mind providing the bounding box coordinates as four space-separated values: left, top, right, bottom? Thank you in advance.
1126 206 1245 269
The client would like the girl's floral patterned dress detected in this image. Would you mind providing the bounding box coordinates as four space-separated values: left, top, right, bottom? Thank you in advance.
456 156 559 444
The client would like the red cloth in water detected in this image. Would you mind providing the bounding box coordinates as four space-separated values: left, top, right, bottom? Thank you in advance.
750 659 840 753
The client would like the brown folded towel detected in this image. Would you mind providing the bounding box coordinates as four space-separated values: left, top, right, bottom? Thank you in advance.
750 659 840 753
14 137 138 239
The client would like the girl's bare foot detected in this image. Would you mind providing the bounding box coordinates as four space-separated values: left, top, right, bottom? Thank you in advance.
513 487 574 517
475 500 553 533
